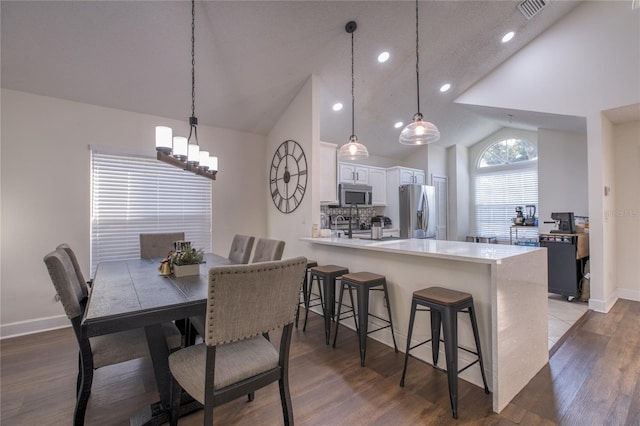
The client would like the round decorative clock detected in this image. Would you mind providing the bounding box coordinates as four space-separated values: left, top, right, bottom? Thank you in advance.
270 140 308 213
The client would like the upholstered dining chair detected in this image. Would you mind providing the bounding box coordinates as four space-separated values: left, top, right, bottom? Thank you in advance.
56 243 91 293
251 238 285 263
168 257 307 426
44 248 182 426
227 234 255 264
139 232 185 259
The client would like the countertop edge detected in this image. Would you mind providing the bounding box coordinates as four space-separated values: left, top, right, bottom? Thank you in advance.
300 237 545 265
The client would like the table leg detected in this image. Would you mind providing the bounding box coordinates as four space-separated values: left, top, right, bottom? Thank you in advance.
144 324 172 409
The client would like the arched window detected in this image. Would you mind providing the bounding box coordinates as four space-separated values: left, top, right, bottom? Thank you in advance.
473 138 538 243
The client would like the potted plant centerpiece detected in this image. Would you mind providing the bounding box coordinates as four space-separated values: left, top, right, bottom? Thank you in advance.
171 247 205 277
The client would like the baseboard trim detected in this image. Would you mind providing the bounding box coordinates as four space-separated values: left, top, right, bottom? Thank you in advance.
617 288 640 302
1 315 70 340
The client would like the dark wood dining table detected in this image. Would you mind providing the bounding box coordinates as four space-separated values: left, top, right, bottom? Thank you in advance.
82 253 234 426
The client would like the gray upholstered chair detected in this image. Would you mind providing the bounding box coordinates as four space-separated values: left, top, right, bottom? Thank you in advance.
56 243 91 293
44 248 182 426
139 232 185 259
251 238 285 263
227 234 255 264
168 257 307 426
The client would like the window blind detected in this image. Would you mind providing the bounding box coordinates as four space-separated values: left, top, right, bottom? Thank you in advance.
474 165 538 243
90 150 212 276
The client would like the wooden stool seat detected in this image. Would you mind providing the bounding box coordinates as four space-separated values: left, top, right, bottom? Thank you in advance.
413 287 472 306
310 265 349 344
400 286 489 419
334 271 398 367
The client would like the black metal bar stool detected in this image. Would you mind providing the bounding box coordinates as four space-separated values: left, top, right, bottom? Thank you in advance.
309 264 349 345
400 287 490 419
333 272 398 367
295 260 320 330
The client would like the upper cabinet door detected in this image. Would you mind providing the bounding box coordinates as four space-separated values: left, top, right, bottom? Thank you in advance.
368 167 387 205
399 168 415 185
339 163 369 185
414 170 426 185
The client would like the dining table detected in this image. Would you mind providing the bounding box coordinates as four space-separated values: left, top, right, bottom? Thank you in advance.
82 253 235 426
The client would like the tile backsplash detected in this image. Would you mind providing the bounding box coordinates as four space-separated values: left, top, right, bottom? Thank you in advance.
321 206 379 228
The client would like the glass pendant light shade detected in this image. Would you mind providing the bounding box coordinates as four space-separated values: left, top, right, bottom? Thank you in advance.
173 136 188 160
399 113 440 145
209 156 218 172
199 151 210 170
155 126 172 153
187 142 200 165
339 135 369 161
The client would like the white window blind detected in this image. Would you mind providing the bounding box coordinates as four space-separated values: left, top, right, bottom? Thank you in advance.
474 165 538 243
90 149 212 276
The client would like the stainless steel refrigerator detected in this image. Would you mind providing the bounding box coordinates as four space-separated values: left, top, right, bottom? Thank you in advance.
399 184 436 239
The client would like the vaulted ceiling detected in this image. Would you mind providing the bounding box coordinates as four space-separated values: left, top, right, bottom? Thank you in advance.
1 1 584 159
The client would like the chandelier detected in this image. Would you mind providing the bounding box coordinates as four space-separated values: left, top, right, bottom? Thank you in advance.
399 0 440 145
338 21 369 161
155 0 218 180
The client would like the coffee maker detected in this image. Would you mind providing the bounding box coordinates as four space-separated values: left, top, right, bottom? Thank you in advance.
513 206 525 225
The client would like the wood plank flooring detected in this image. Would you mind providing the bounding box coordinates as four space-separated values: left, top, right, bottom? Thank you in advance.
2 298 639 425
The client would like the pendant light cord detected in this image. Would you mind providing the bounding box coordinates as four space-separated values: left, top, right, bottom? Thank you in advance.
191 0 196 120
415 0 421 115
188 0 199 145
351 29 355 138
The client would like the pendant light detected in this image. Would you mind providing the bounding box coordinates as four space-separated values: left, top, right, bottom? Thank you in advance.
338 21 369 161
399 0 440 145
155 0 218 179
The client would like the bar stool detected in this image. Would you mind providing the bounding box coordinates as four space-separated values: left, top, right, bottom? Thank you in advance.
309 264 349 345
295 260 320 330
333 272 398 367
400 287 489 419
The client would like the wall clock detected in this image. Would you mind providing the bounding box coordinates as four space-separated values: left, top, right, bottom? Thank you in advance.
270 140 308 213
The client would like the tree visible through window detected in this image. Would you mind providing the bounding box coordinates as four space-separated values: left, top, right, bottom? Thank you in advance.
474 138 538 243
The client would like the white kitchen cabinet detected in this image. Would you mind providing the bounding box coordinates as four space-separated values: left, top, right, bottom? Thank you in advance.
399 167 425 184
319 142 338 204
368 166 387 205
339 162 369 185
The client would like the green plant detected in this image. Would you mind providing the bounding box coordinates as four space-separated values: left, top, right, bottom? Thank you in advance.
171 248 205 266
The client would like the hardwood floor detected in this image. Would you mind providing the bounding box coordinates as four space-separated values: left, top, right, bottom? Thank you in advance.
2 299 639 425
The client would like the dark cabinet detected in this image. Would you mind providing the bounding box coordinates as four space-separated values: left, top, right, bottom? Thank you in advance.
539 234 589 300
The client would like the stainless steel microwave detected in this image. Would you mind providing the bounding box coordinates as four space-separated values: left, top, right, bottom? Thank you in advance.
338 183 373 207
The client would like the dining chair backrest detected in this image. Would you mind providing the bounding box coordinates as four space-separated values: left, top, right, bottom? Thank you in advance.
251 238 285 263
204 257 307 346
56 243 89 299
139 232 185 259
44 249 86 321
227 234 255 264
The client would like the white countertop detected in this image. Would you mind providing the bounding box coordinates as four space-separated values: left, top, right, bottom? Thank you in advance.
301 236 544 265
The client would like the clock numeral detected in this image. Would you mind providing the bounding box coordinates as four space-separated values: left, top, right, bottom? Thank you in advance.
285 199 290 212
298 169 307 176
276 149 283 160
278 196 284 211
297 184 305 194
272 188 279 199
270 177 278 184
296 151 304 162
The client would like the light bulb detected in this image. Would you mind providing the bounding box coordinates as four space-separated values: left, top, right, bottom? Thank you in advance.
349 143 357 155
415 124 425 136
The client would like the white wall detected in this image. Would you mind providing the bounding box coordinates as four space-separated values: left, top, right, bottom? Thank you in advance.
613 120 640 301
447 144 470 241
0 89 267 336
537 129 588 234
456 1 640 311
266 75 319 257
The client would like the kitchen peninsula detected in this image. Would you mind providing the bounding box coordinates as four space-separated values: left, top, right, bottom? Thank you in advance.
301 237 548 413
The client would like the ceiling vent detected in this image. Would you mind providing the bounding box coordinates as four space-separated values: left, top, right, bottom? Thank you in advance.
518 0 548 20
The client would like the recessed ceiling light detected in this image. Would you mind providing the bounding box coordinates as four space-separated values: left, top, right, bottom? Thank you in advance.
394 121 404 129
501 31 515 43
377 51 390 63
439 83 451 93
332 103 343 111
